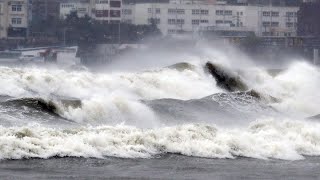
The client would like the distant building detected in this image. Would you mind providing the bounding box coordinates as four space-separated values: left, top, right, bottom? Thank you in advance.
0 0 30 39
123 0 169 4
247 0 301 6
122 3 299 37
60 0 91 19
90 0 122 23
60 0 122 23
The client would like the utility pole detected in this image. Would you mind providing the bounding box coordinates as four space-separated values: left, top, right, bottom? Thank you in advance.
314 49 319 65
118 22 121 45
45 0 48 20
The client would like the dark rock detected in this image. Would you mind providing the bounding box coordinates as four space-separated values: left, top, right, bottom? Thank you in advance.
204 62 280 103
167 62 196 72
3 97 82 117
205 62 248 92
308 114 320 120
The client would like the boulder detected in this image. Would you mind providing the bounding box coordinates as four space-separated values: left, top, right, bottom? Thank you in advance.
205 62 248 92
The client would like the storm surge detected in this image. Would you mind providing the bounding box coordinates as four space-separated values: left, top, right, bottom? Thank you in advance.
0 59 319 160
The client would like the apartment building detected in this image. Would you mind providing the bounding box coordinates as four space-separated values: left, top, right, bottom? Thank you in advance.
122 3 298 37
0 0 30 39
60 0 122 23
31 0 62 21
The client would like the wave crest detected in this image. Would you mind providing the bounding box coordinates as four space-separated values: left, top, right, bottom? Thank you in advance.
1 119 320 160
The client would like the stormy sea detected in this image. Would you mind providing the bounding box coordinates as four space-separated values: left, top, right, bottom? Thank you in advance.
0 48 319 179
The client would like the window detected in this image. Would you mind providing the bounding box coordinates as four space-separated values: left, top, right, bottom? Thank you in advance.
200 10 208 15
192 19 200 25
176 19 184 24
263 22 279 28
110 1 121 7
216 10 223 15
200 19 208 23
168 9 184 14
177 9 184 14
96 0 108 3
286 12 295 17
224 10 232 16
148 8 152 13
286 22 294 27
156 8 160 14
95 10 108 17
192 9 208 15
262 11 270 16
168 19 175 24
11 18 22 24
12 5 22 12
271 22 279 27
262 21 271 27
216 20 223 24
168 9 175 14
148 18 160 24
168 19 184 25
192 9 200 15
110 10 120 17
286 32 291 37
271 11 279 17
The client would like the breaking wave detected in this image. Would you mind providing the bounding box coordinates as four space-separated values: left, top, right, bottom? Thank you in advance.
1 119 320 160
0 59 319 160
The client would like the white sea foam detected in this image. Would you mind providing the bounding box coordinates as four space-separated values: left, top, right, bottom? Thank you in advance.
0 65 218 100
0 60 318 124
0 59 319 161
0 65 220 125
1 118 320 160
239 61 320 117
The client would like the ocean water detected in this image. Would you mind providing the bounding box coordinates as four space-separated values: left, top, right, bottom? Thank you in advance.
1 156 320 179
0 54 319 179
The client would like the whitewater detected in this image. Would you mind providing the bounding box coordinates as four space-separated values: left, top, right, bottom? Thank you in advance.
0 55 319 161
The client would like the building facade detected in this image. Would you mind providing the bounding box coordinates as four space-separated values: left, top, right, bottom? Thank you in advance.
0 0 30 39
60 0 90 19
60 0 122 23
122 3 298 37
58 0 298 37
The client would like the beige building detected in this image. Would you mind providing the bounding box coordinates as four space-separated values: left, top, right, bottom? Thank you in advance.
122 3 299 37
0 0 29 39
60 0 122 23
